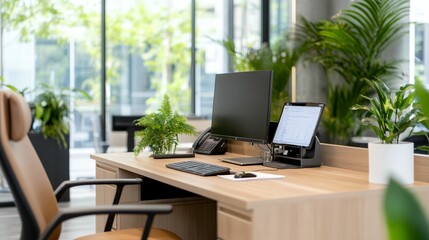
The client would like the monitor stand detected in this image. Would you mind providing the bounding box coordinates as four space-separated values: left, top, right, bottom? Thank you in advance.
220 156 263 166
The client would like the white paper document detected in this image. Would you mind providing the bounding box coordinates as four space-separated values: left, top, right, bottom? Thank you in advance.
218 172 285 181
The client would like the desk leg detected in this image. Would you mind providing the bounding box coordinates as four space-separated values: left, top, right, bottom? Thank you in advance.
126 130 135 152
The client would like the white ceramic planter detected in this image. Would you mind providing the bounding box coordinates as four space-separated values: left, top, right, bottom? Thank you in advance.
368 142 414 185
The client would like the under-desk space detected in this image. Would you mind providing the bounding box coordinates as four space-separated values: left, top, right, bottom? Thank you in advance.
91 148 429 240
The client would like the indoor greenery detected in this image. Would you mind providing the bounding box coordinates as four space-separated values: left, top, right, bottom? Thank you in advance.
414 80 429 152
299 0 409 144
369 80 429 239
351 78 423 144
384 178 429 239
220 36 306 120
2 79 90 148
33 84 90 148
134 95 197 156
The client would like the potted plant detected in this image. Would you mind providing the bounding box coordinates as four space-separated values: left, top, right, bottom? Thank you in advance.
134 95 197 156
384 82 429 238
27 84 89 201
351 78 424 184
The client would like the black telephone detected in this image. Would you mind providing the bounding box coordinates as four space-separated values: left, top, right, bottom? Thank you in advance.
193 127 227 155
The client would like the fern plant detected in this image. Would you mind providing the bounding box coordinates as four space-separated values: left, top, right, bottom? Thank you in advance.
351 79 423 144
134 95 197 156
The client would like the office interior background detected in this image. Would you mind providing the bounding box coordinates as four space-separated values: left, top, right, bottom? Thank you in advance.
0 0 428 205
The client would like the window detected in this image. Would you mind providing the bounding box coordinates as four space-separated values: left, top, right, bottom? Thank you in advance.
0 0 290 204
1 0 290 148
411 0 429 86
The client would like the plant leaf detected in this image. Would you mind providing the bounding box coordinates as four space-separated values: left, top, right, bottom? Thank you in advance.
384 178 429 240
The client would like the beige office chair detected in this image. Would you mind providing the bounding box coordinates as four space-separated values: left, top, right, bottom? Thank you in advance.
0 89 181 240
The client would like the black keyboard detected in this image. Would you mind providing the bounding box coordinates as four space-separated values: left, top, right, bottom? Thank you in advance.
166 160 231 176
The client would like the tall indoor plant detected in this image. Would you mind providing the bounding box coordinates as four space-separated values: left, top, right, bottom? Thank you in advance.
352 79 424 184
220 36 306 120
299 0 409 144
134 95 197 156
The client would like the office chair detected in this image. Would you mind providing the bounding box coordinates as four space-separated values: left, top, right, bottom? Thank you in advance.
0 90 181 240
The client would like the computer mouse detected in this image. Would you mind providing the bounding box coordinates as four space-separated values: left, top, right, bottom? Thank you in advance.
234 171 257 178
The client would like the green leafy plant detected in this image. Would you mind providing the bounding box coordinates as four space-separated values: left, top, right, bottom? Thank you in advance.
134 95 197 156
299 0 409 144
220 36 306 120
383 81 429 239
384 178 429 239
33 84 90 148
351 79 423 144
414 80 429 152
2 80 90 148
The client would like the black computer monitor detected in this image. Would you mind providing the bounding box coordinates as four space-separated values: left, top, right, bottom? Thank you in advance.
272 102 325 148
210 70 273 145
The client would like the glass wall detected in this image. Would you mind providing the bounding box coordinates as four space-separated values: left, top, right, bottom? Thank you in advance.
411 0 429 86
106 0 263 119
270 0 290 45
0 0 290 148
0 0 290 204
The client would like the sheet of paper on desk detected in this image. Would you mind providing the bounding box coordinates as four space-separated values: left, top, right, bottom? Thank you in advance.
218 172 285 181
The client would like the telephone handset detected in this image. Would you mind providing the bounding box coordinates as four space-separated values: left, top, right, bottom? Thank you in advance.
193 127 227 155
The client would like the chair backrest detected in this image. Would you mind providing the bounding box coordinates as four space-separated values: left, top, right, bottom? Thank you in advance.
0 90 61 240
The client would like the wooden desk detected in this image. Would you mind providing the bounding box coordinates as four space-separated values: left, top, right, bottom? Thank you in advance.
91 145 429 240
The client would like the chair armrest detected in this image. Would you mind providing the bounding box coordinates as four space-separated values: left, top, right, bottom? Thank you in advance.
55 178 143 232
39 204 172 240
54 178 143 201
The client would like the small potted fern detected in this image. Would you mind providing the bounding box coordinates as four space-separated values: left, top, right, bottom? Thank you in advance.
351 78 424 184
134 95 197 156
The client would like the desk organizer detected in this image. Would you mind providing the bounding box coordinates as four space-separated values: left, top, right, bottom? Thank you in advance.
263 137 321 169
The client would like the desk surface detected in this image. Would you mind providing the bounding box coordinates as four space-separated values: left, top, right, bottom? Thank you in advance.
91 151 429 210
91 150 429 240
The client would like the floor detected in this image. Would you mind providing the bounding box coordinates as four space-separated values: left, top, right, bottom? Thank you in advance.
0 148 97 239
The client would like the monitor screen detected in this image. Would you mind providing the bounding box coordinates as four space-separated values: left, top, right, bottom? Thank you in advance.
273 102 324 148
210 70 273 144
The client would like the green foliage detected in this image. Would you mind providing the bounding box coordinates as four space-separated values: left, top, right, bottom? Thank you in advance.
1 0 74 41
299 0 409 144
220 36 305 120
134 95 197 156
384 178 429 240
0 76 30 95
415 80 429 122
322 80 364 144
33 84 90 148
414 80 429 153
351 79 423 144
74 1 192 113
2 79 90 148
